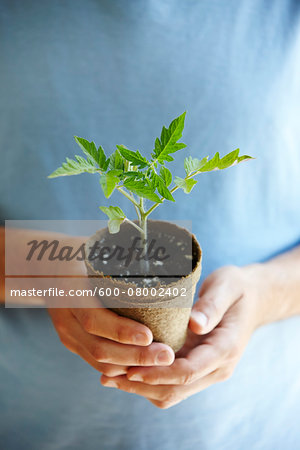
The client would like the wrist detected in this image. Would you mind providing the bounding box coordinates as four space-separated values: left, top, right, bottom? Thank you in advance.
241 263 275 328
242 261 289 328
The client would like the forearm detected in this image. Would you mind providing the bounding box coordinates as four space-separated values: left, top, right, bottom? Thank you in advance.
0 227 87 305
0 227 4 303
245 244 300 327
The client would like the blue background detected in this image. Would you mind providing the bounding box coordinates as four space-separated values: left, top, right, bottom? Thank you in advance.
0 1 300 449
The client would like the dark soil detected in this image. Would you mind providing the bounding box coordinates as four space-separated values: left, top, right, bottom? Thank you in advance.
86 221 199 287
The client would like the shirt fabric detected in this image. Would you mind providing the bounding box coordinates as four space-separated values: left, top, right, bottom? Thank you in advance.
0 1 300 449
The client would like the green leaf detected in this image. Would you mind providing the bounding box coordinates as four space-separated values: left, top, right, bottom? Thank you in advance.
199 152 220 172
97 145 107 169
123 179 162 203
122 171 144 180
108 169 123 177
99 206 125 220
109 148 125 171
74 136 109 170
99 173 119 198
199 149 254 172
151 112 187 164
217 149 240 169
174 176 198 194
238 154 254 163
107 219 122 233
117 145 149 169
156 180 174 201
159 166 172 186
149 171 174 201
74 136 98 163
48 156 99 178
99 206 126 234
102 157 110 171
184 156 208 175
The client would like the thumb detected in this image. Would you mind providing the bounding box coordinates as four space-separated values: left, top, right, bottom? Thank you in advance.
189 270 243 334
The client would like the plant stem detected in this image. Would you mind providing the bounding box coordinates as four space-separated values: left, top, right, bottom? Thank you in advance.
116 186 140 208
144 170 199 217
145 185 179 217
131 193 141 219
139 197 150 275
124 218 144 234
119 170 200 275
116 189 150 275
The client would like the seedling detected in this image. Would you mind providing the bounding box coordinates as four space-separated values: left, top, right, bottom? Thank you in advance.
49 112 253 272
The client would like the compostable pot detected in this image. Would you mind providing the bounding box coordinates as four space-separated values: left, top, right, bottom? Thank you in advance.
85 221 202 352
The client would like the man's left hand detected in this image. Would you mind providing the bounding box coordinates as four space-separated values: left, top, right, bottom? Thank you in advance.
101 265 266 409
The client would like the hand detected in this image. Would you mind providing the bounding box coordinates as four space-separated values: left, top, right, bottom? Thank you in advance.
100 265 265 408
49 306 175 377
19 231 175 377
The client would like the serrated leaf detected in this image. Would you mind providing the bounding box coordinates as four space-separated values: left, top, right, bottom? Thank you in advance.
122 171 144 180
99 173 119 198
123 179 162 203
107 219 124 233
108 169 123 177
117 145 149 169
74 136 98 163
74 136 109 170
199 149 254 172
151 112 187 164
217 149 240 169
159 166 172 186
174 176 198 194
99 205 125 219
48 156 99 178
102 158 110 171
156 180 174 201
99 206 126 234
97 145 107 168
149 171 174 201
184 156 208 175
238 154 254 162
148 171 158 189
109 148 125 171
199 152 220 172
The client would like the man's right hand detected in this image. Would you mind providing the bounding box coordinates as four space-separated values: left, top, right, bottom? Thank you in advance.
3 228 175 376
48 307 175 376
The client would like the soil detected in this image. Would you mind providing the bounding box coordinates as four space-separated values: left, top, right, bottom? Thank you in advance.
86 221 199 287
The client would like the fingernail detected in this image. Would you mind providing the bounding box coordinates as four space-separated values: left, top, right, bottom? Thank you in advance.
133 333 148 345
191 311 208 328
156 350 173 364
104 379 118 388
128 373 143 382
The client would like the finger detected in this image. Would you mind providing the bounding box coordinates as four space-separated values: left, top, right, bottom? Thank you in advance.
66 316 174 366
80 351 128 376
84 339 175 366
101 369 222 408
50 309 128 375
189 268 244 334
126 342 222 385
71 307 153 346
51 308 174 366
147 367 230 409
61 333 128 375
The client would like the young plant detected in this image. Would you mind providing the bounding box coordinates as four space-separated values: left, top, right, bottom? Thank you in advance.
48 112 253 272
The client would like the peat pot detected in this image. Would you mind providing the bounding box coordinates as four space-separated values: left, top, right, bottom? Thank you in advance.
85 220 202 352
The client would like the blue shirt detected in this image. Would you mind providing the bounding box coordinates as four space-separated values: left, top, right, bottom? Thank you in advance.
1 1 300 448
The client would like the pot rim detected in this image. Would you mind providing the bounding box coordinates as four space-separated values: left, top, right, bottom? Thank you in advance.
84 220 202 305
